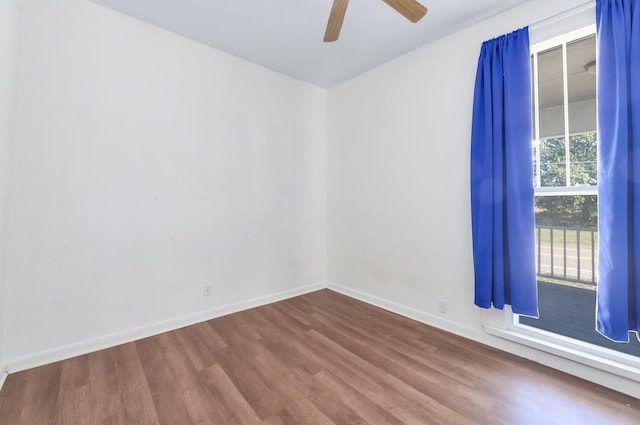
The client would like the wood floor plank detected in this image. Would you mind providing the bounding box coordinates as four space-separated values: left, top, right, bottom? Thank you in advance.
253 342 368 425
198 364 262 425
302 328 470 425
54 384 90 425
306 296 486 388
264 409 301 425
180 385 231 425
1 289 639 424
86 348 123 424
207 313 263 361
135 333 195 424
313 369 406 425
14 363 61 425
249 354 339 425
212 347 282 420
276 299 313 327
171 322 225 371
111 343 159 425
251 307 325 376
307 314 486 423
0 372 27 425
311 309 499 420
55 355 91 425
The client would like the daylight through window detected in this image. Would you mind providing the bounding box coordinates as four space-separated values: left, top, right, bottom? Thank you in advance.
518 27 640 357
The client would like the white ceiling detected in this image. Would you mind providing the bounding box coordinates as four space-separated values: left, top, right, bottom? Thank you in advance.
90 0 535 88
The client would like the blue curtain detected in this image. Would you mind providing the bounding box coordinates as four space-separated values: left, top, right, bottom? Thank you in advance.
596 0 640 342
470 28 538 317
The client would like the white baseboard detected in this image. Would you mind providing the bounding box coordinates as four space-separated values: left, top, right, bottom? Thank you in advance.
326 281 640 399
6 282 326 374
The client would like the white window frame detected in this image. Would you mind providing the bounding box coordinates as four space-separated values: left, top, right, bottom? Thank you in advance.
484 23 640 383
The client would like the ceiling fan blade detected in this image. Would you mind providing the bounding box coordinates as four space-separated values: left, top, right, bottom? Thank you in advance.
324 0 349 42
382 0 428 23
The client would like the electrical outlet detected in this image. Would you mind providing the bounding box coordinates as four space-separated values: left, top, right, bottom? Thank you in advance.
203 285 213 296
438 299 448 314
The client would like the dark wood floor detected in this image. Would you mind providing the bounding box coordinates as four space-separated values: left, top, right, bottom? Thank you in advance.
1 290 639 424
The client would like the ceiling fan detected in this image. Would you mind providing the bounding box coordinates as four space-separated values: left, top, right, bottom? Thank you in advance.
324 0 428 42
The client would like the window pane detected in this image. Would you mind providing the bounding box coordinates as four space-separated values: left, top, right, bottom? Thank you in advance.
566 36 597 187
535 195 597 228
532 144 538 187
526 196 640 358
567 35 596 135
537 46 565 139
539 137 566 187
569 133 597 186
528 195 604 352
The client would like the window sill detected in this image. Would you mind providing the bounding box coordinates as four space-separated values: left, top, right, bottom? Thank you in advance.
484 323 640 383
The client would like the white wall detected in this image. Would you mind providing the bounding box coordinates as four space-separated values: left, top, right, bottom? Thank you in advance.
4 0 326 367
327 0 640 397
0 0 21 375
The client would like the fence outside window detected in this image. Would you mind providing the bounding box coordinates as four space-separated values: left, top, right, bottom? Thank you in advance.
535 225 597 286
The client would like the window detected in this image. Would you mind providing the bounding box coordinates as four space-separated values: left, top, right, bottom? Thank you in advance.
516 26 640 358
481 8 640 385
